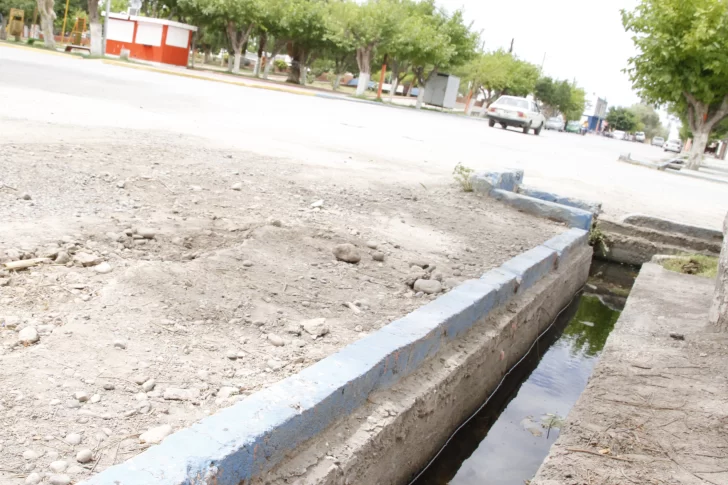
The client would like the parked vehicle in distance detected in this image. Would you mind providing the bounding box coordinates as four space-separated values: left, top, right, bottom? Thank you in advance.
652 136 665 147
486 95 546 135
664 139 683 153
635 132 645 142
565 121 581 133
612 130 626 140
545 117 564 131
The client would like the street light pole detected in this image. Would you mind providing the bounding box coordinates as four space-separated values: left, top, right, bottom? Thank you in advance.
103 0 111 54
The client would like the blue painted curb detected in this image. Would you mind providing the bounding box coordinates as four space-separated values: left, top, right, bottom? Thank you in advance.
517 186 601 215
80 228 588 485
490 189 593 230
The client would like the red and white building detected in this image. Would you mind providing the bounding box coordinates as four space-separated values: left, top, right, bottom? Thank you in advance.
104 13 197 67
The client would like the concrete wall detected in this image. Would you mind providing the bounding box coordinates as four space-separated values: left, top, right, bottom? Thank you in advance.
81 228 591 485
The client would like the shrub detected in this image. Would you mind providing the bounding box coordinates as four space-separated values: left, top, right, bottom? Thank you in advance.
274 59 288 71
452 163 474 192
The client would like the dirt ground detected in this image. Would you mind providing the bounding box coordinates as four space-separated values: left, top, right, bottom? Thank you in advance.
532 263 728 485
0 126 562 484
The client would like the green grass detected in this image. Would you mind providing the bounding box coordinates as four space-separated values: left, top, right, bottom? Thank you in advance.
660 254 718 278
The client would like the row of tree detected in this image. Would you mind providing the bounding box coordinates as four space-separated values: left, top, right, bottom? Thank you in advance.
605 104 667 139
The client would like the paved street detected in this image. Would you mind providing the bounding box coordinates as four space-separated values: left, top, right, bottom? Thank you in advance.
1 44 726 229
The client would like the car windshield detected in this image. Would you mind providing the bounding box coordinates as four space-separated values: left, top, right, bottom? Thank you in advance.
636 132 644 136
668 140 680 144
567 121 580 127
495 97 529 109
654 137 664 141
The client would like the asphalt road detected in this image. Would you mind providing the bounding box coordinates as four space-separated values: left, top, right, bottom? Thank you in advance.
1 44 726 229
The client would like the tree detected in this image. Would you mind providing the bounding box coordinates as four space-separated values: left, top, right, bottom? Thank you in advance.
563 86 586 123
623 0 728 169
606 106 637 132
88 0 102 55
631 104 666 139
409 5 478 109
710 213 727 331
460 50 538 116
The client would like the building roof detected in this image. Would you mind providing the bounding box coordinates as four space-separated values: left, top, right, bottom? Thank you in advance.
105 12 198 31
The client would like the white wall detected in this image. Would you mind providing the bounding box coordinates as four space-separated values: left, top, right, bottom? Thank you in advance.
165 26 189 48
107 18 134 43
135 23 163 46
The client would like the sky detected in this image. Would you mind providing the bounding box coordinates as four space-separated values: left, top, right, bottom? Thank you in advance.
438 0 641 108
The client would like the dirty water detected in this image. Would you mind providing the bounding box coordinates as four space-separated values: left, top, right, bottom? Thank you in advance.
411 261 633 485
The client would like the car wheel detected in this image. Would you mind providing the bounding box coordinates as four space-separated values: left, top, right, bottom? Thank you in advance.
534 123 543 136
500 123 507 129
488 119 495 128
523 122 531 134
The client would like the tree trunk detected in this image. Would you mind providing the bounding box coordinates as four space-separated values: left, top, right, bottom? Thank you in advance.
710 213 728 331
189 31 197 68
688 129 709 170
415 67 437 109
263 39 286 79
388 60 399 103
333 73 342 91
204 47 212 64
0 15 6 41
287 44 303 84
226 21 254 74
254 32 266 77
37 0 56 48
355 45 373 96
299 50 308 85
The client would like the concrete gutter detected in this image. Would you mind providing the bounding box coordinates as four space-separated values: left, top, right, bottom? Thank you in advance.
81 228 590 485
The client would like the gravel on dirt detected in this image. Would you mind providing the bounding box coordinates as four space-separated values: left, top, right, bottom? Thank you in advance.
0 130 562 483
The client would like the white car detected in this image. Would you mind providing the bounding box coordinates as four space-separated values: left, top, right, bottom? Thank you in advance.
612 130 626 140
486 96 546 135
635 132 645 142
664 139 682 153
652 136 665 147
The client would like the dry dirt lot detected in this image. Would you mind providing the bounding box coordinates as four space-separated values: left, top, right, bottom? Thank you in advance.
0 126 562 484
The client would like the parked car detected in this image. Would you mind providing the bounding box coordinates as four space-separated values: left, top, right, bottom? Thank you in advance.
565 121 581 133
664 139 683 153
545 117 564 131
635 132 645 142
486 96 546 135
652 136 665 147
612 130 626 140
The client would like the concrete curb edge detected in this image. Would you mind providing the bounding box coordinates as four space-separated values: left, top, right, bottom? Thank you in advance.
80 228 588 485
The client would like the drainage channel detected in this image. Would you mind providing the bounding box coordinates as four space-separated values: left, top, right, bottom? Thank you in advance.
409 260 637 485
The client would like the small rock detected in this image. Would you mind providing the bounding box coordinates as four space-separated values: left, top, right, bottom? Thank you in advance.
217 386 239 399
163 388 199 401
404 270 427 288
25 473 42 485
133 375 149 385
113 340 127 349
49 461 68 473
333 244 361 264
372 251 385 262
242 260 254 267
413 279 442 295
139 424 172 444
116 181 126 189
49 476 71 485
268 334 285 347
76 449 93 464
137 228 156 239
141 379 156 392
266 358 285 371
2 315 20 329
93 262 112 274
64 433 82 445
74 391 89 402
231 182 243 191
310 199 324 208
366 241 378 249
22 450 39 460
22 193 32 200
90 394 101 403
301 318 329 337
453 269 462 277
18 327 39 344
73 252 101 267
67 465 84 474
669 332 685 341
354 325 364 332
103 383 115 390
225 350 238 360
269 219 282 227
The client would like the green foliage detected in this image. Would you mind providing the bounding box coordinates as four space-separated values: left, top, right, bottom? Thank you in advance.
660 254 719 278
606 106 638 132
452 162 474 192
623 0 728 109
630 104 666 139
460 50 538 106
535 77 585 121
26 37 35 45
274 58 287 71
588 225 609 254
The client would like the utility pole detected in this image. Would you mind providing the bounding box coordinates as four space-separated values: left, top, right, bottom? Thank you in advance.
508 38 514 54
103 0 111 54
540 52 546 72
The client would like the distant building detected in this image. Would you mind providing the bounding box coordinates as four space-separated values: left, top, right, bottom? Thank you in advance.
581 93 608 132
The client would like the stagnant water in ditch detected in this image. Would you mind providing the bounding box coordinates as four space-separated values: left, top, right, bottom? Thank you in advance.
410 260 637 485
